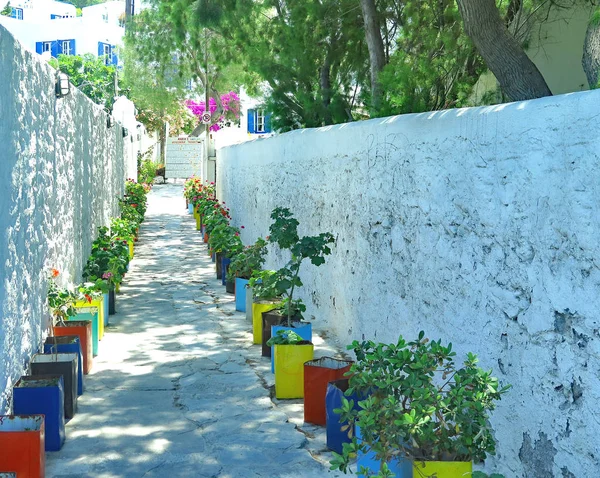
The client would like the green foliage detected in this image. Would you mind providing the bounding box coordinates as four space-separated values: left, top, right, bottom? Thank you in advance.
266 329 303 347
208 224 243 256
226 237 268 281
330 332 510 476
138 158 157 185
48 54 118 109
47 273 77 326
268 207 334 326
248 270 280 301
1 2 11 16
57 0 106 8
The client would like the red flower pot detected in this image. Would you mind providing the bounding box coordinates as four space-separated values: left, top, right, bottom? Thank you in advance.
304 357 353 426
0 415 45 477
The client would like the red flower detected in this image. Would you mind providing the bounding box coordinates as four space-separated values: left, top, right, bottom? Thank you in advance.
241 226 245 229
266 236 270 240
85 294 92 303
51 268 60 278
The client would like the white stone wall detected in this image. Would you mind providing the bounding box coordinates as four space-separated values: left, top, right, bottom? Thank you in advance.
217 91 600 477
0 25 125 412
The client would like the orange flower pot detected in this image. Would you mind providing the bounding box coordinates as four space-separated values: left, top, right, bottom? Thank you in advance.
0 415 45 477
203 232 209 243
53 321 92 374
304 357 353 425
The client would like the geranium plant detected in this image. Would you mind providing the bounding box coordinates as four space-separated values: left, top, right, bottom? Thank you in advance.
208 224 243 257
47 269 77 326
330 332 510 477
226 237 268 282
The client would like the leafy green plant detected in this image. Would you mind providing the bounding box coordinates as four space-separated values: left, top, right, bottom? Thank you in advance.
226 237 268 281
47 270 77 326
266 329 304 346
268 207 334 326
208 224 243 257
248 270 280 302
331 332 510 476
1 2 11 16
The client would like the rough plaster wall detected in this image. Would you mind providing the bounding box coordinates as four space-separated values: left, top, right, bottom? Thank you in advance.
217 91 600 477
0 26 125 413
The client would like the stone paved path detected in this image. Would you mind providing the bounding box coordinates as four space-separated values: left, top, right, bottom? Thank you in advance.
46 184 344 478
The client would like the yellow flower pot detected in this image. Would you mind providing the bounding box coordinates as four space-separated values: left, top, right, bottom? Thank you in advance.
128 240 134 260
274 343 314 399
413 461 472 477
75 298 104 341
252 301 279 344
196 213 201 231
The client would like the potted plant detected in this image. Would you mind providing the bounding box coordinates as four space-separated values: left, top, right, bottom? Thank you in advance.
43 336 83 396
208 223 243 284
12 375 65 451
267 330 314 399
52 275 93 374
31 353 78 420
226 237 268 312
248 270 281 345
325 378 362 454
331 332 510 478
0 415 45 476
303 357 353 426
267 207 335 370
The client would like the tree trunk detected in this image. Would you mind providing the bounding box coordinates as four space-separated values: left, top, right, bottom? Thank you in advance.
583 14 600 88
360 0 386 113
125 0 133 19
457 0 552 101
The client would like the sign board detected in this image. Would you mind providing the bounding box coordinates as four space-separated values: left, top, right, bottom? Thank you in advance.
201 113 211 124
165 136 204 179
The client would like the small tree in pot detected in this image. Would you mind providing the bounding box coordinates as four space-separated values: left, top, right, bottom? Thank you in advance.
331 331 510 478
268 207 335 328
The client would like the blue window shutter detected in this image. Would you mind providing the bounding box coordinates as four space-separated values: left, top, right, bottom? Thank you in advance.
247 109 256 134
98 41 105 56
10 7 15 18
70 39 76 55
51 14 57 19
111 46 118 65
265 113 272 133
51 41 59 58
35 42 43 54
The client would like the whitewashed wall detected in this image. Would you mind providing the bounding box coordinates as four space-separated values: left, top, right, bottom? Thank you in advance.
218 91 600 477
0 25 125 413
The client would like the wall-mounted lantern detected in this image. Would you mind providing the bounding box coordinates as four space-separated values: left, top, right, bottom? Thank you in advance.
122 127 129 138
55 72 70 98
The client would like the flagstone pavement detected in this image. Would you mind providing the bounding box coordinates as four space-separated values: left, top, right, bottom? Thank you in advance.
46 183 348 478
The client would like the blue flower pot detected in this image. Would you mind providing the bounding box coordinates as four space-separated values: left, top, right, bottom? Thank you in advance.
356 424 413 477
326 379 362 454
188 203 193 214
235 278 249 312
13 375 65 451
211 253 216 263
44 336 83 396
103 293 109 326
271 322 312 373
221 256 231 285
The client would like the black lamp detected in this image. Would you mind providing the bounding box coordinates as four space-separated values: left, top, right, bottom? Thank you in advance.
55 72 70 98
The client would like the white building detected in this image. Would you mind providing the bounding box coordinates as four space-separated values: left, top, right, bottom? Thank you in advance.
0 0 125 65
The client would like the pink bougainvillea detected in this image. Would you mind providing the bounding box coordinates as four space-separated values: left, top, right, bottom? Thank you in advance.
185 92 241 132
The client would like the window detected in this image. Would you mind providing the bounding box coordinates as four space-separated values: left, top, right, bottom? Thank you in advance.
62 40 72 55
102 11 108 23
103 43 111 65
43 42 51 53
256 109 265 133
11 7 23 20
